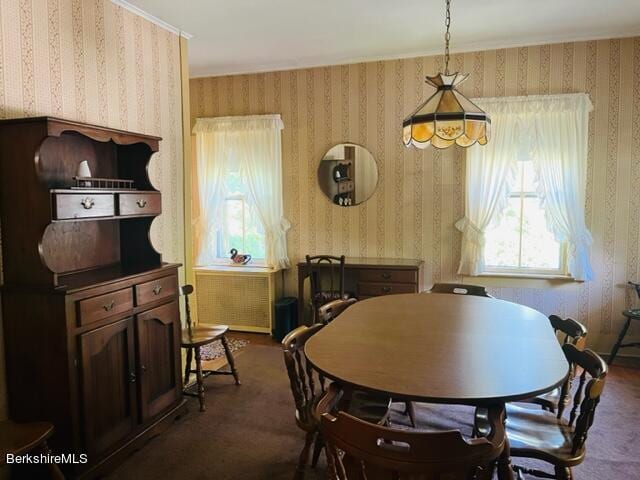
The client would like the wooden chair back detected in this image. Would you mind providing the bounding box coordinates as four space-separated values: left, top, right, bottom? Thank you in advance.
430 283 491 297
181 284 194 330
548 315 588 346
557 344 607 454
282 324 326 430
317 384 505 480
317 298 357 324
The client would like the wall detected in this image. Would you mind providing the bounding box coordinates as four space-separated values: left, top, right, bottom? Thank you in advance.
0 0 185 418
190 36 640 354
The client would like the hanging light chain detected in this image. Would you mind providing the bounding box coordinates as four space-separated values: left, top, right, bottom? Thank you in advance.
444 0 451 75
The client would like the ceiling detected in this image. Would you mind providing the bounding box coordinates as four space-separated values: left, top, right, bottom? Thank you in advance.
126 0 640 78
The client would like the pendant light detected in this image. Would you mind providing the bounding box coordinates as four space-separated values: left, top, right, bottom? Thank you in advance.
403 0 490 149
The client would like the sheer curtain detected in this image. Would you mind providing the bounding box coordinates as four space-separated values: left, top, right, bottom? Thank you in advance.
456 93 594 280
192 115 290 269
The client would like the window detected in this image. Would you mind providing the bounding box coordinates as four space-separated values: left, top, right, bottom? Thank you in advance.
483 160 565 276
214 166 266 263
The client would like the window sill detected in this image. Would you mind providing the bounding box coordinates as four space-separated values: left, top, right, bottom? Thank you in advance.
462 272 581 290
194 264 282 274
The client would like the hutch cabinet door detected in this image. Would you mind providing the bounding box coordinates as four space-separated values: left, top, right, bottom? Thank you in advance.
136 300 181 421
80 317 138 456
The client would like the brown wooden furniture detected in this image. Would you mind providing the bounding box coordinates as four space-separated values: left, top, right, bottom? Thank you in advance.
477 344 607 480
0 117 185 478
316 298 357 324
316 383 506 480
0 421 64 479
608 308 640 365
523 315 588 413
304 293 569 480
180 285 240 412
305 255 350 323
430 282 492 297
282 325 390 479
297 257 424 322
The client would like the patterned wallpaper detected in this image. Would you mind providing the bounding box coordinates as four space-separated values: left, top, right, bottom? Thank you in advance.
0 0 185 418
191 36 640 354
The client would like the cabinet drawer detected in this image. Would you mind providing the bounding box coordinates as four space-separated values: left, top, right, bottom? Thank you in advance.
54 193 115 220
357 282 417 297
135 275 177 306
78 288 134 326
358 269 417 284
118 192 161 216
337 181 354 193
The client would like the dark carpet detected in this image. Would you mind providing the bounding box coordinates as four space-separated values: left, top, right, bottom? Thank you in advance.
108 343 640 480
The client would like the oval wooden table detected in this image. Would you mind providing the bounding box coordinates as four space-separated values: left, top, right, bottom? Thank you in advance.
305 293 569 480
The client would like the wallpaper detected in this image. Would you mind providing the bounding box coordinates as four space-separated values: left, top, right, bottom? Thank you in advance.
0 0 185 418
191 36 640 355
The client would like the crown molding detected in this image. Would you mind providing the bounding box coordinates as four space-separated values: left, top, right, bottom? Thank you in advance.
110 0 193 39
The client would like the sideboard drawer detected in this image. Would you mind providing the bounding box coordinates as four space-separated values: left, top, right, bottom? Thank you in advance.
359 269 417 284
54 193 115 220
118 192 161 216
357 282 417 297
135 275 177 306
78 288 134 326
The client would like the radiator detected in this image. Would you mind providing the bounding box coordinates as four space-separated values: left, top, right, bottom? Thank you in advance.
194 267 281 333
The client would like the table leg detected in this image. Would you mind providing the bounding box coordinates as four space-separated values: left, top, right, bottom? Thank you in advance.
497 407 514 480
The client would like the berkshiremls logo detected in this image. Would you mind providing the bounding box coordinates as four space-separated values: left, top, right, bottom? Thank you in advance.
5 453 88 464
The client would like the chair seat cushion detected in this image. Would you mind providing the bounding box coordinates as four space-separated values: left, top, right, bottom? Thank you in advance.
344 390 391 425
479 403 583 465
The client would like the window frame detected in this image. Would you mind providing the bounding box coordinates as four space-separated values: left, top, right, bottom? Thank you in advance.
482 161 568 278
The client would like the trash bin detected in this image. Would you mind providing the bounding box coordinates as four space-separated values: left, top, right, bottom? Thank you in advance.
272 297 298 342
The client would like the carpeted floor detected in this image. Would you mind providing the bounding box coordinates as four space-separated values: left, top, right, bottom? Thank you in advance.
108 340 640 480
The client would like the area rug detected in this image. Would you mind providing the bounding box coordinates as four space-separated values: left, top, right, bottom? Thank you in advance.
200 338 249 361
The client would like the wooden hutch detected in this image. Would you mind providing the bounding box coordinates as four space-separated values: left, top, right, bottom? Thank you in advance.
0 117 185 477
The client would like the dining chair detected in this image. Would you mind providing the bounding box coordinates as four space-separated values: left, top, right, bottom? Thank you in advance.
316 383 505 480
476 344 607 480
430 282 492 297
305 255 351 323
181 284 240 412
316 297 357 324
0 421 64 479
522 315 588 414
282 325 391 479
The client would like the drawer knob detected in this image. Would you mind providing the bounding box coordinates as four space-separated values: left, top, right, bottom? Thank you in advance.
153 285 163 295
382 272 391 280
136 199 147 208
81 197 95 209
103 300 115 311
382 286 392 293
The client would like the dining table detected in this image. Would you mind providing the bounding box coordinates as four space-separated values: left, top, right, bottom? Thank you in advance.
304 292 570 480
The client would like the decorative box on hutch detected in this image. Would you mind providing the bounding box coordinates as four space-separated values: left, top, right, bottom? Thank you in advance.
0 117 185 478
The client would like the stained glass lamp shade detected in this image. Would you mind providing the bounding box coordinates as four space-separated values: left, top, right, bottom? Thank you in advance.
402 72 490 149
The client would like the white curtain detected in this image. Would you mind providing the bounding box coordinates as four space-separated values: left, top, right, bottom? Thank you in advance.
456 93 594 280
193 115 290 269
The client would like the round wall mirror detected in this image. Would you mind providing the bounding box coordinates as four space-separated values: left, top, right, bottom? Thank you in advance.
317 143 378 207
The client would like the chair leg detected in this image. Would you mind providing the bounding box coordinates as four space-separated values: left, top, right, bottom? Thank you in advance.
220 335 241 385
295 431 315 480
311 431 323 468
183 347 193 386
40 441 64 480
194 346 206 412
555 466 573 479
609 317 632 365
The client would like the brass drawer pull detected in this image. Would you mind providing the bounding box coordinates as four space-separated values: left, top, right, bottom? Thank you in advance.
382 272 391 280
153 285 163 296
103 300 115 311
136 199 147 208
129 372 136 383
382 286 392 293
81 197 95 209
